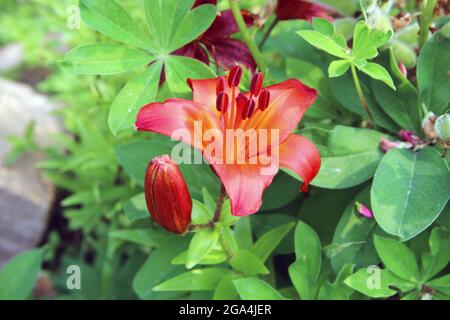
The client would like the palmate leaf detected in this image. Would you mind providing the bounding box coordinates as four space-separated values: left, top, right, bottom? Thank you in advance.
142 0 216 52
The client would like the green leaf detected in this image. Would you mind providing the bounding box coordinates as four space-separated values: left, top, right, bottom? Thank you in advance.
328 60 351 77
312 17 334 36
296 30 348 59
191 199 213 225
229 250 269 275
298 126 385 189
288 221 321 300
154 268 232 291
352 21 377 60
0 249 43 299
318 264 355 300
417 31 450 114
427 274 450 296
344 268 413 298
61 43 153 75
143 0 216 52
233 278 287 300
260 172 300 210
373 235 420 282
108 61 162 135
79 0 155 51
359 62 396 90
330 187 379 274
213 274 241 300
124 193 148 222
164 55 216 98
109 228 169 247
133 239 188 299
371 148 450 240
186 228 220 269
422 227 450 281
234 217 253 251
251 222 295 263
115 136 219 200
172 249 227 266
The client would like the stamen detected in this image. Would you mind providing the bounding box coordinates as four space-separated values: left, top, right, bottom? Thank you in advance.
236 93 248 110
228 65 242 87
216 92 229 112
258 89 270 111
250 72 263 96
241 99 255 120
216 76 226 95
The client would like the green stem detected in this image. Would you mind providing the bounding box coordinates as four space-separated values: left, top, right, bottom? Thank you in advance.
259 17 279 49
228 0 268 72
350 64 376 128
418 0 438 49
188 185 227 231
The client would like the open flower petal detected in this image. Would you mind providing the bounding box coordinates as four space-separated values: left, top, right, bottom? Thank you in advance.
136 98 222 150
278 134 321 192
210 161 277 216
245 79 317 147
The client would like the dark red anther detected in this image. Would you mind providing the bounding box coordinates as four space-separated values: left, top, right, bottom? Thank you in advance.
241 99 255 120
247 100 256 117
216 76 226 95
216 92 229 112
236 93 248 110
258 89 270 111
228 65 242 87
250 72 263 96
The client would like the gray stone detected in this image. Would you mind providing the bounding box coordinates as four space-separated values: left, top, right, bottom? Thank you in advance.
0 77 61 266
0 43 24 72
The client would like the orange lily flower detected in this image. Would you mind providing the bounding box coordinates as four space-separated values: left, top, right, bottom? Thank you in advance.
135 66 321 216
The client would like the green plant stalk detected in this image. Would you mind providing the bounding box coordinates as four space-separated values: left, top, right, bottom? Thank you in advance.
188 185 227 231
418 0 438 48
259 16 279 49
228 0 268 72
350 64 376 127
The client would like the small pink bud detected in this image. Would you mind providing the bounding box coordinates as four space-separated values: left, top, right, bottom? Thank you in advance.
398 62 407 77
355 202 374 219
380 137 412 152
398 130 420 144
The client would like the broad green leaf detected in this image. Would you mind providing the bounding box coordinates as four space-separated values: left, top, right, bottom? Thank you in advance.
330 72 399 132
164 55 216 98
427 274 450 296
296 30 348 59
318 264 355 300
109 228 170 247
79 0 155 51
417 29 450 114
286 58 341 120
172 249 227 266
229 250 269 275
371 148 450 240
260 172 300 211
330 187 379 274
233 278 287 300
154 268 232 291
289 221 321 300
373 235 420 282
312 17 334 36
133 239 188 299
359 62 396 90
234 217 253 251
191 199 213 224
437 204 450 229
328 60 351 77
115 136 220 199
352 21 377 60
61 43 153 75
108 61 162 135
124 193 148 222
251 214 296 255
0 249 43 300
298 126 385 189
422 227 450 281
213 274 241 300
251 222 295 263
344 268 414 298
142 0 216 52
186 228 220 269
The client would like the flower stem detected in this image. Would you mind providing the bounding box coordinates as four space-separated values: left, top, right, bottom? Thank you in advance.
259 17 278 49
350 64 376 128
188 185 227 231
228 0 268 72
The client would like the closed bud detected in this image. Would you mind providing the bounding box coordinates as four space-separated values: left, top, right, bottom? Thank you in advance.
144 155 192 234
355 202 374 219
422 111 437 140
379 137 412 152
398 129 420 144
435 113 450 141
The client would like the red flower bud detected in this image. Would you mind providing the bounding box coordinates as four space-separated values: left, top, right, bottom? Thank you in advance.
144 155 192 234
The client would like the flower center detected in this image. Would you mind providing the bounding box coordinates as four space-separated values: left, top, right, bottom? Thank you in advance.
215 66 271 129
